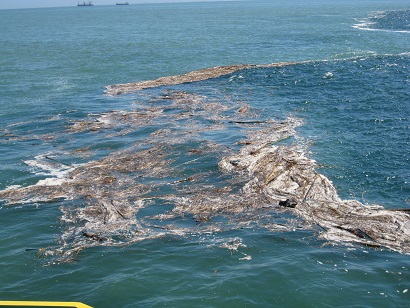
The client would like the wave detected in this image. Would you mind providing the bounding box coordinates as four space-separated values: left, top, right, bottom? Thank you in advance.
353 9 410 33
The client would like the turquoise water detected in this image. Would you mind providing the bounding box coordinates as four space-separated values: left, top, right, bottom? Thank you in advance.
0 1 409 307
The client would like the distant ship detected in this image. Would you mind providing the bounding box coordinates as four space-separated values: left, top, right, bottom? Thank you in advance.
77 1 94 6
116 2 129 5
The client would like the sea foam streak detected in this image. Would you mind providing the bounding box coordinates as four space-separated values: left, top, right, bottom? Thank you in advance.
1 64 409 262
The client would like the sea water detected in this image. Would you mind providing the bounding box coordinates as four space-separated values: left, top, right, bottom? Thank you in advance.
0 1 409 307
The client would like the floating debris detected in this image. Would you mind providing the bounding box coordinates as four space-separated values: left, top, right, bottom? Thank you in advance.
219 133 410 254
1 68 409 263
105 65 253 95
105 62 295 95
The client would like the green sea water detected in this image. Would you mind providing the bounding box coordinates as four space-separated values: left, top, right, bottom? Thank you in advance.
0 1 409 307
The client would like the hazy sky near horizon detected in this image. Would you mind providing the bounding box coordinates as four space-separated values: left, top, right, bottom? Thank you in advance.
0 0 225 10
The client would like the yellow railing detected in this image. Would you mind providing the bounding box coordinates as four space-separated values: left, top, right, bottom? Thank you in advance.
0 301 92 308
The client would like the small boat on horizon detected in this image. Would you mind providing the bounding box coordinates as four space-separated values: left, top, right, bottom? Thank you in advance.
116 2 129 5
77 1 94 6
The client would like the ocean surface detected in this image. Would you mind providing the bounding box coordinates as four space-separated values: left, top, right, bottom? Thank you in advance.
0 0 409 307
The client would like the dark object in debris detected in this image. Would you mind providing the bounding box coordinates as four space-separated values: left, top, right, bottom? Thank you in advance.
391 208 410 213
230 160 240 166
82 232 106 242
45 155 70 166
188 149 204 155
335 226 375 241
228 120 267 124
177 176 193 183
278 199 297 208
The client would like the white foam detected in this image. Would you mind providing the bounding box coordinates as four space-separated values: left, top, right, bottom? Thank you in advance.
4 184 22 190
36 177 69 186
24 154 72 177
96 113 114 125
22 153 79 187
239 253 252 261
323 72 334 79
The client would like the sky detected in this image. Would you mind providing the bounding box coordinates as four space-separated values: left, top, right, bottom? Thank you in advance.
0 0 225 10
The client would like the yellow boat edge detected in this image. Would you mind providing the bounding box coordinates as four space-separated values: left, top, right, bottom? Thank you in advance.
0 301 92 308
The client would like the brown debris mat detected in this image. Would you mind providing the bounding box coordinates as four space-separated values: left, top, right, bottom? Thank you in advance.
105 62 294 95
1 67 408 262
219 132 410 255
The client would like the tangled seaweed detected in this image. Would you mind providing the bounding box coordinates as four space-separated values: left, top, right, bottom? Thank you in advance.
1 66 409 262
